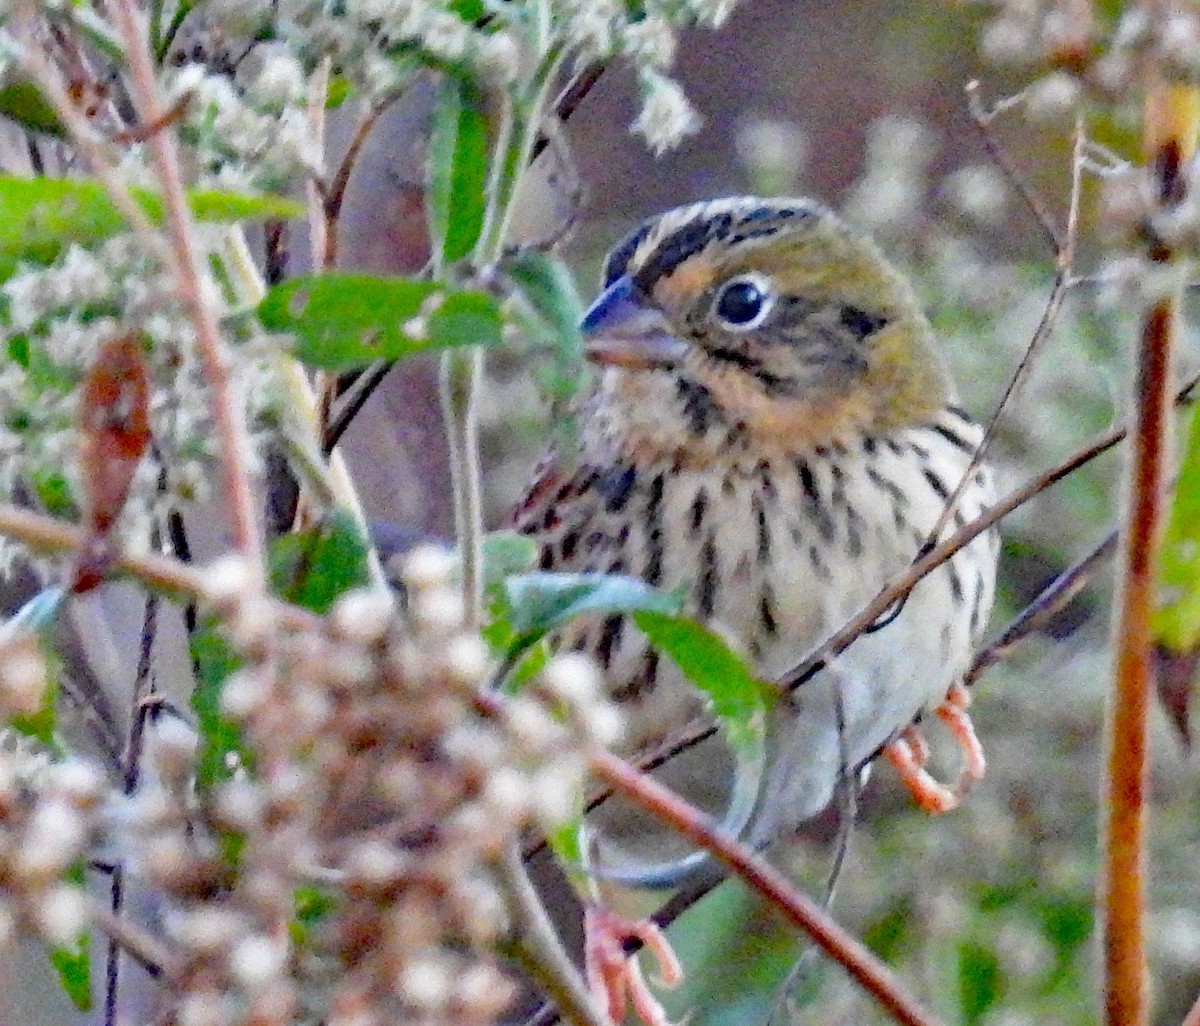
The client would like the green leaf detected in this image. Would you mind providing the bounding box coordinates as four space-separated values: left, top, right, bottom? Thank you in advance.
501 571 683 656
182 188 304 223
480 530 538 593
32 469 77 519
634 611 773 740
0 82 65 138
427 74 489 265
48 931 91 1011
290 885 338 946
0 175 303 282
504 250 587 404
268 506 371 614
190 618 250 791
258 274 504 370
505 250 585 355
1155 399 1200 651
547 798 589 889
326 75 353 109
958 939 1004 1026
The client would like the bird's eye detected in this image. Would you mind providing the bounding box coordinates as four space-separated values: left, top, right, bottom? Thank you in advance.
713 275 772 329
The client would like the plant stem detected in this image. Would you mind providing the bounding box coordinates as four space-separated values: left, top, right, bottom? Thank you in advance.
1103 77 1198 1026
442 53 564 628
109 0 265 581
589 750 943 1026
497 845 610 1026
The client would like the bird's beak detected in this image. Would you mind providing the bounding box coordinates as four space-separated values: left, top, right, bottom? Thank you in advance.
580 275 688 370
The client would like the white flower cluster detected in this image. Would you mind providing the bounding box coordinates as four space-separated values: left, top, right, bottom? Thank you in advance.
556 0 740 152
978 1 1200 105
0 741 103 951
183 0 739 153
107 550 619 1026
0 229 275 567
168 47 323 193
268 0 525 98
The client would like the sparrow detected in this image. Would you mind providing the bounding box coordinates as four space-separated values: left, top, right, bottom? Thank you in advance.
511 196 999 1025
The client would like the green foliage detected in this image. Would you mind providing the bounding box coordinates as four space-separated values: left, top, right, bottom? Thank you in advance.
268 507 372 614
498 571 682 658
0 83 65 138
48 930 92 1012
504 249 588 408
257 274 504 370
958 939 1004 1025
189 618 251 792
1155 399 1200 652
0 175 303 281
427 74 490 266
46 862 92 1011
289 885 338 947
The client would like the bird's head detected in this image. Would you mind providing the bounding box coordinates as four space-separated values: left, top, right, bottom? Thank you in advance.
582 197 952 464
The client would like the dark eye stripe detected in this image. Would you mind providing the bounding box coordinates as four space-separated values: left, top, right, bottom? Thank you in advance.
633 212 733 291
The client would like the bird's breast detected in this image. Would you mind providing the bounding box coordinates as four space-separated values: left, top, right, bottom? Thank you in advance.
514 407 998 760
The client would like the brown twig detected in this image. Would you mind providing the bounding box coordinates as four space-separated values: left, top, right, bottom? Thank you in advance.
110 90 192 143
109 0 264 578
530 62 604 163
106 584 160 1026
1102 76 1198 1026
965 531 1117 686
320 92 401 268
89 899 177 980
589 750 944 1026
0 502 208 599
777 369 1200 695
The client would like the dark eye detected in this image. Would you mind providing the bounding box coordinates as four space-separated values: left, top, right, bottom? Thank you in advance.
714 276 771 328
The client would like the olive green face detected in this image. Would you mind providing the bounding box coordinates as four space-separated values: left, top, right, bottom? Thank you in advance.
583 197 949 439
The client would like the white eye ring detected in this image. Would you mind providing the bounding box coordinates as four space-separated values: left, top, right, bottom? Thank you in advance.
712 272 775 331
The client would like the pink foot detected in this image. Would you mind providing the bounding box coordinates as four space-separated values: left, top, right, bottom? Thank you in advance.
584 904 682 1026
884 683 985 814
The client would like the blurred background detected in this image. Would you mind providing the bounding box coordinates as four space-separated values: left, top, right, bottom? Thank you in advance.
8 0 1200 1023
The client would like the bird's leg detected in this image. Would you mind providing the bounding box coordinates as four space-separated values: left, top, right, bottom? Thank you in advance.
584 904 681 1026
937 682 986 789
884 683 985 814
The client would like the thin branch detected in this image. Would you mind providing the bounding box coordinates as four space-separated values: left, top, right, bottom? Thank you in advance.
589 750 944 1026
0 502 209 599
576 369 1200 787
965 531 1117 686
106 586 159 1026
10 10 168 265
324 360 392 453
530 61 604 163
497 845 610 1026
321 92 401 268
925 114 1085 548
109 0 264 578
1102 79 1197 1026
305 57 332 275
89 899 177 980
966 81 1064 252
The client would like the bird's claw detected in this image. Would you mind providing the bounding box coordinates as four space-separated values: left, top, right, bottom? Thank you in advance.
585 905 682 1026
884 683 984 814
